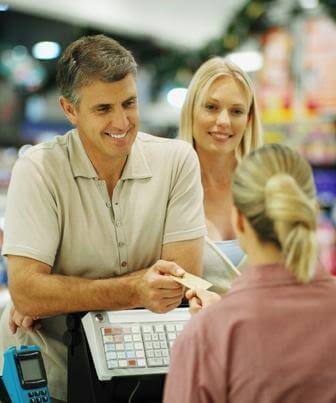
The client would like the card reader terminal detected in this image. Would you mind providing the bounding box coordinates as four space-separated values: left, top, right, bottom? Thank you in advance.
2 345 50 403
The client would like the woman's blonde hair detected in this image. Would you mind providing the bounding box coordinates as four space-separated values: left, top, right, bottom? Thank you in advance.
233 143 318 283
179 57 263 160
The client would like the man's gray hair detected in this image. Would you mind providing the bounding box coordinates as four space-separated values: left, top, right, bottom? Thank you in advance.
56 34 137 105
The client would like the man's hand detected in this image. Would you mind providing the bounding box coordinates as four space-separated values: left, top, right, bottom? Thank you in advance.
136 260 185 313
9 306 41 334
185 288 221 315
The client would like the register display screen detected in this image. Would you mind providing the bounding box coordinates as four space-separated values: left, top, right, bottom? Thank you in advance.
19 358 43 382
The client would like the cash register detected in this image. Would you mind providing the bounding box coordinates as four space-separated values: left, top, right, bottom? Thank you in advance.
65 307 190 402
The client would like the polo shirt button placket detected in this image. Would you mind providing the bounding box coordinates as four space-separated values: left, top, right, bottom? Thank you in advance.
113 192 127 272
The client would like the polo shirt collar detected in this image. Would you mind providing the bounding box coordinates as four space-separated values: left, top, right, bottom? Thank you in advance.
120 132 152 180
68 129 98 179
68 129 152 180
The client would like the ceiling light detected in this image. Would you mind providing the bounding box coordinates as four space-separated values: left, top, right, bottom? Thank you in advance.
167 88 187 108
227 51 263 72
299 0 319 9
32 41 61 60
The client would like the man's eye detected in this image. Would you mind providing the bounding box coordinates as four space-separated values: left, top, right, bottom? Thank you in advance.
97 106 109 112
125 100 136 108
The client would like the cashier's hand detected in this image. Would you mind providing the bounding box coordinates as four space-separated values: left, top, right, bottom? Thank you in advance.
137 260 185 314
9 306 41 334
186 288 221 315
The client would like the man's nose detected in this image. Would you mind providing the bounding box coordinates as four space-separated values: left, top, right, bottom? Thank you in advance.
216 109 230 126
111 109 129 131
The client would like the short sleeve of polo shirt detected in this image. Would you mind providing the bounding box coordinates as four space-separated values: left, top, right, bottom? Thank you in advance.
162 144 205 244
2 156 60 266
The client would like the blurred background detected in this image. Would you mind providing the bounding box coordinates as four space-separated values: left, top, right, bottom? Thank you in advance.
0 0 335 303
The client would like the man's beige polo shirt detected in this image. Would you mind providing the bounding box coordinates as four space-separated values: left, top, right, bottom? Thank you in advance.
0 130 205 401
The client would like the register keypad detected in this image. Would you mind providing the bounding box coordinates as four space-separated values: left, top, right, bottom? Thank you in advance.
101 322 185 369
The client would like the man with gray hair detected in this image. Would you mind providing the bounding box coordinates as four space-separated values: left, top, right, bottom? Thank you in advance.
0 35 205 402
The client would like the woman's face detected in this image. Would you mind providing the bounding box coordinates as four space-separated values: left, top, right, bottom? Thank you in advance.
193 76 250 157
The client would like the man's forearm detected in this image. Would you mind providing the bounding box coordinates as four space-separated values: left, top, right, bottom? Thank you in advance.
11 268 146 317
9 237 203 318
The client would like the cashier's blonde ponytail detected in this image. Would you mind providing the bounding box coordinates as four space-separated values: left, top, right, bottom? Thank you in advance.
233 144 318 283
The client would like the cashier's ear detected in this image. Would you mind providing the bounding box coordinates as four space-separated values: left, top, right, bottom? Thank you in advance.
59 96 79 126
231 205 248 250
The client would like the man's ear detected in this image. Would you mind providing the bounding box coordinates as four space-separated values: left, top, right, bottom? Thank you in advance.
59 96 78 126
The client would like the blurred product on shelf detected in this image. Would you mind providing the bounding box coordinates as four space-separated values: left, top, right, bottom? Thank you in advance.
264 118 336 160
300 120 336 166
256 28 294 125
303 16 336 115
313 168 336 206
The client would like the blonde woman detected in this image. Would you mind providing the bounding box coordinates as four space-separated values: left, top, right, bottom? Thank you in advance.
180 57 263 293
164 144 336 403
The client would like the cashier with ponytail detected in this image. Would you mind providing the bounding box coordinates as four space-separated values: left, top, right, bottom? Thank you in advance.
164 144 336 403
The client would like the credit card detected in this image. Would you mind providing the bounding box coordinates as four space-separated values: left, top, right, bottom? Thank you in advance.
169 272 213 290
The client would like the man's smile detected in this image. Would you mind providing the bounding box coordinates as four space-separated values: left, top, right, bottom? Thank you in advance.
104 131 128 139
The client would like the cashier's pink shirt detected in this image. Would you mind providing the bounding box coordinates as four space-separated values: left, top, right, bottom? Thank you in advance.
164 263 336 403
